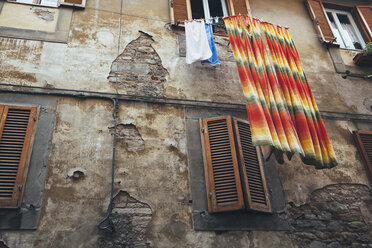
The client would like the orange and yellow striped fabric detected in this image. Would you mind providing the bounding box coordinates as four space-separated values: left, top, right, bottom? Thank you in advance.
224 15 337 169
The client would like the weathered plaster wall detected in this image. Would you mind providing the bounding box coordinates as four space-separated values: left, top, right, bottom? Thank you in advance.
0 3 120 92
1 99 282 247
0 0 371 247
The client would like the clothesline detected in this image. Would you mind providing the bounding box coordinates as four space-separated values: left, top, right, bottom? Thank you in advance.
176 16 225 26
176 16 291 29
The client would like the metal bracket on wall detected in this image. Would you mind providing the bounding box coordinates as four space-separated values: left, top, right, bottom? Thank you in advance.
342 70 372 80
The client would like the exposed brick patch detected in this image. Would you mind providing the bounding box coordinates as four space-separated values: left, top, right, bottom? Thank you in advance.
284 184 372 248
98 191 152 248
108 32 167 97
109 124 145 152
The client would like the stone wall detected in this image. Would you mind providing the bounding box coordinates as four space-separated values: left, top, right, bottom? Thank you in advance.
285 184 372 248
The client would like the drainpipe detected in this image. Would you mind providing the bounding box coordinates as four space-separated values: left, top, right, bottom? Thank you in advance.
97 98 118 233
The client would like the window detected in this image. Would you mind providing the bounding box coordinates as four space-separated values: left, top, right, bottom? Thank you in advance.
200 116 272 213
7 0 59 7
326 9 366 49
185 108 288 231
305 0 371 48
353 131 372 182
0 1 73 43
170 0 251 24
0 96 55 230
7 0 86 8
190 0 229 20
0 105 39 208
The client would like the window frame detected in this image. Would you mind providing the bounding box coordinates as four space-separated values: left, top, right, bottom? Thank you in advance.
0 94 56 230
305 0 371 47
7 0 59 8
0 105 39 208
200 116 272 214
6 0 86 8
185 107 288 231
170 0 251 25
325 8 366 49
0 1 73 43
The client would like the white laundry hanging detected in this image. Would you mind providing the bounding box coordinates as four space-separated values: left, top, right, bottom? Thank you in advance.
185 20 212 64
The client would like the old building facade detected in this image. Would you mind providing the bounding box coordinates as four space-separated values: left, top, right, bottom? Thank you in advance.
0 0 371 247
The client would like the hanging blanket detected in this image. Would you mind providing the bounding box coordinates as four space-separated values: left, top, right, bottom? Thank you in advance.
224 15 337 169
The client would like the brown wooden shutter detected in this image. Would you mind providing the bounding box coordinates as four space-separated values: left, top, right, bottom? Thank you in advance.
233 118 272 213
353 131 372 182
355 6 372 42
305 0 336 43
170 0 191 24
200 116 245 213
0 105 39 207
59 0 86 8
227 0 251 16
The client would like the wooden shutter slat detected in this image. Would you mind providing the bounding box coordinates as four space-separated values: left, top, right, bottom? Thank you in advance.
227 0 251 16
0 106 38 207
233 118 272 213
354 131 372 182
170 0 191 24
200 116 244 213
305 0 336 43
356 6 372 41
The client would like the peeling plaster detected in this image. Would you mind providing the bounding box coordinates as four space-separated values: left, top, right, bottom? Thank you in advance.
109 123 145 152
98 191 153 248
33 8 55 22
